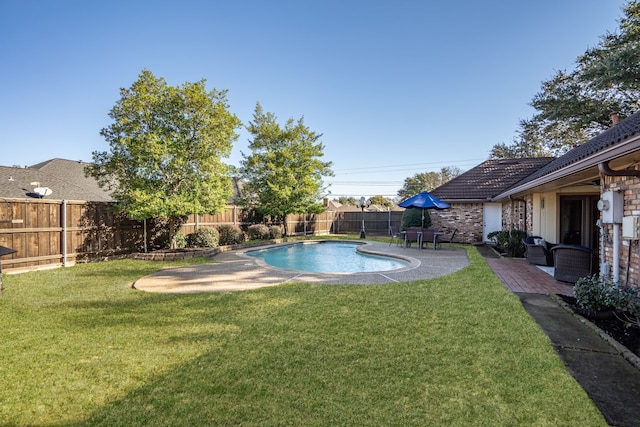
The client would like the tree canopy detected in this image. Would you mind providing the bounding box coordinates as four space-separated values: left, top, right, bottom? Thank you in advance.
239 103 333 235
368 195 393 207
397 167 462 200
491 1 640 158
87 69 241 246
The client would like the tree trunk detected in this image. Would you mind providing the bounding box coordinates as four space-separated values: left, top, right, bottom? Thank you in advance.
281 214 289 237
168 217 177 249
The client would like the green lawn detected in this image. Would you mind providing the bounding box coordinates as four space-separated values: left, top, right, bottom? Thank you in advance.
0 247 606 426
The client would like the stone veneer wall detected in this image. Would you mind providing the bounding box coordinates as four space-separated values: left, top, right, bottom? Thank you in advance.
500 195 531 234
430 203 484 244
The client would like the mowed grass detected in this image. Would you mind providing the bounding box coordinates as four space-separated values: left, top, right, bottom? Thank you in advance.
0 247 606 426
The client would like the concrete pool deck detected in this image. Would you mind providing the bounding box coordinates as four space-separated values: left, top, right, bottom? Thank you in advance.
132 241 470 293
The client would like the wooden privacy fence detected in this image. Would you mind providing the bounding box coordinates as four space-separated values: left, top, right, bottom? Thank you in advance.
0 198 403 272
0 199 144 272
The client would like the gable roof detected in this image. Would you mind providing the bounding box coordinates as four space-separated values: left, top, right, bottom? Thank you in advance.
0 159 114 201
431 157 555 202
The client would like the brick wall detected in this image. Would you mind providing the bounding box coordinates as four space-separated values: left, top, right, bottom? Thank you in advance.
430 203 484 244
606 176 640 287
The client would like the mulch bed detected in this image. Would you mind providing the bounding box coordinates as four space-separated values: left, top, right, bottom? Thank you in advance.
559 295 640 358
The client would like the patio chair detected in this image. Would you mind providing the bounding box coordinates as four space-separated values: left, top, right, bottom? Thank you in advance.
437 228 458 246
421 228 439 249
389 225 402 246
404 227 422 248
523 236 554 266
551 244 594 283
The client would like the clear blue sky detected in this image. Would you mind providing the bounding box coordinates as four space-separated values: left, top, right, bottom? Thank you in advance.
0 0 627 199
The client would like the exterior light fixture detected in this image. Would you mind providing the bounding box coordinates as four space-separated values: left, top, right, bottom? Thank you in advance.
356 197 371 238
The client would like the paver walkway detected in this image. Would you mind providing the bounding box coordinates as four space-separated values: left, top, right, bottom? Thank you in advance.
484 256 573 295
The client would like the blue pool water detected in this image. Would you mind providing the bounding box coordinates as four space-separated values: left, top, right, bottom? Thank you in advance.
245 241 409 273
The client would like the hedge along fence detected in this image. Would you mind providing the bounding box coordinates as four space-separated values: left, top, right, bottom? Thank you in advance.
0 198 403 273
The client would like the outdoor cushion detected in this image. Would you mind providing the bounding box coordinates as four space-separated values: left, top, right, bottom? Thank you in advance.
523 236 554 266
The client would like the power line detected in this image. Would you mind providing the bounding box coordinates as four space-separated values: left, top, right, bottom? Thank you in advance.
332 158 485 174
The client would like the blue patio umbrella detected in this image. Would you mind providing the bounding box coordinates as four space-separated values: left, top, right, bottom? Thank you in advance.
398 191 450 227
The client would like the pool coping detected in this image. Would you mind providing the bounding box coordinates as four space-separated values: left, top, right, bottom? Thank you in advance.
132 240 470 293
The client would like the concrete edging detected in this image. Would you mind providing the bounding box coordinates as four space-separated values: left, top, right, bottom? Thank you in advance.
130 239 284 261
550 293 640 371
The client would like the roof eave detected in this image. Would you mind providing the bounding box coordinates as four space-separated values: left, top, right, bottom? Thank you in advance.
494 133 640 200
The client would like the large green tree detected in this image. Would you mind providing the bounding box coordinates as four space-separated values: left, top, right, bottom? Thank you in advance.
87 69 241 247
397 167 462 200
239 103 333 236
492 1 640 158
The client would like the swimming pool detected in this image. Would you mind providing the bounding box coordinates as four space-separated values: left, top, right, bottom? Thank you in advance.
245 241 410 273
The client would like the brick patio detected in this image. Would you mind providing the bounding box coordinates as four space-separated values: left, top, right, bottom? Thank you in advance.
485 257 574 296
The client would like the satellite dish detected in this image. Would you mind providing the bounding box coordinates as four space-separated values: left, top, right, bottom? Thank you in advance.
33 187 52 197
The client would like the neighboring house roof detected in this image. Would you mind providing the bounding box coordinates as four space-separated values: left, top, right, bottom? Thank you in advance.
0 159 114 201
431 158 555 202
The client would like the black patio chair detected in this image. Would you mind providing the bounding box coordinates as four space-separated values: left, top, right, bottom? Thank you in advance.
437 228 458 246
551 244 594 283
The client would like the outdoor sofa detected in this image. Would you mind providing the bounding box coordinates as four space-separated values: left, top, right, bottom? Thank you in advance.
523 236 554 266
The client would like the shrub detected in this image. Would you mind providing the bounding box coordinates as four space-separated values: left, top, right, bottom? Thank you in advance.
217 224 245 246
400 208 431 230
575 276 640 325
487 229 526 258
188 228 219 248
573 275 616 312
610 285 640 328
247 224 271 240
611 286 640 315
157 231 188 249
173 232 187 249
269 225 283 239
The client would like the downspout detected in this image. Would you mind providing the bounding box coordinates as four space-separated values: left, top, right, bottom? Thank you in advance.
598 161 640 177
613 224 621 284
598 161 640 284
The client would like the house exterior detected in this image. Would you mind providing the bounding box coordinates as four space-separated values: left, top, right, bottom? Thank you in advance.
494 111 640 286
429 158 554 244
431 110 640 287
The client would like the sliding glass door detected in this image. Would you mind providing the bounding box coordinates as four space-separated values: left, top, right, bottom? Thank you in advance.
558 196 599 248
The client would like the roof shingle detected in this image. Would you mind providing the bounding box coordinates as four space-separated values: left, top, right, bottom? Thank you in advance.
0 159 113 201
431 158 555 201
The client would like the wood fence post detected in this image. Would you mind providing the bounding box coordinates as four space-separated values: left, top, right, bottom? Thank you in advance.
62 200 67 267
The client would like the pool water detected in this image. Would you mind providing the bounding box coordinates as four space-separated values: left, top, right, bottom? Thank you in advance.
245 241 409 273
